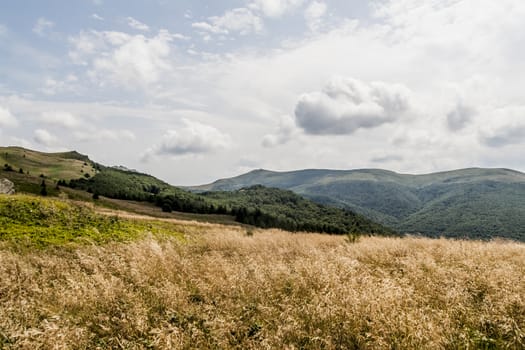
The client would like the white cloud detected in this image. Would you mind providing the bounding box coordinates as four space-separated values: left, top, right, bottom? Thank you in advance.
40 74 78 95
73 129 136 142
192 8 263 36
126 17 150 32
33 129 58 146
33 17 54 37
481 126 525 148
0 106 17 127
40 111 82 129
0 24 7 37
447 101 476 131
8 136 33 149
91 13 104 21
262 115 298 147
192 22 223 34
69 29 174 88
249 0 305 17
142 119 232 160
371 154 404 164
295 77 413 135
172 33 190 40
304 1 327 31
479 106 525 148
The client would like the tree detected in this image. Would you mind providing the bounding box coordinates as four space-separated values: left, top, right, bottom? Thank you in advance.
40 180 47 196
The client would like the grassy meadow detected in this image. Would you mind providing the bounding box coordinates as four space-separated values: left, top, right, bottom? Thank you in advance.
1 194 524 349
1 146 96 181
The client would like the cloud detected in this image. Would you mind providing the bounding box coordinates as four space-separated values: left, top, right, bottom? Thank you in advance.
126 17 150 32
479 106 525 148
304 1 327 31
294 77 412 135
69 29 174 88
262 115 298 147
33 17 54 37
0 106 17 127
40 74 78 95
142 119 232 161
91 13 104 21
0 24 7 37
447 102 476 131
481 126 525 148
40 111 82 129
4 0 525 184
249 0 305 18
172 33 190 40
8 136 33 149
371 154 404 163
192 8 263 36
33 129 58 146
73 129 136 142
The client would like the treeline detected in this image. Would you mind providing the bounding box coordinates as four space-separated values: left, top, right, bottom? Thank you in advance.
68 167 176 202
64 169 394 235
202 186 393 235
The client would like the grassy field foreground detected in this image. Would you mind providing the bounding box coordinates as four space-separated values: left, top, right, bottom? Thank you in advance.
1 210 525 349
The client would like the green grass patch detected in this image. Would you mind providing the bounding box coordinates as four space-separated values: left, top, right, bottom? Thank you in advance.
0 194 184 248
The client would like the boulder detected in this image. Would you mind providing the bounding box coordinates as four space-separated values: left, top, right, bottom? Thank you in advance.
0 178 15 195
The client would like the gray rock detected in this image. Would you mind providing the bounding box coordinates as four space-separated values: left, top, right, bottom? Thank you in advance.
0 178 15 195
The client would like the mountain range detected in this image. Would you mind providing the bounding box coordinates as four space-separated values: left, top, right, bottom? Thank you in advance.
189 168 525 240
0 146 392 236
3 145 524 240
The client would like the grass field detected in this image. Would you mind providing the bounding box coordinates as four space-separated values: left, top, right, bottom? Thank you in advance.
1 194 524 349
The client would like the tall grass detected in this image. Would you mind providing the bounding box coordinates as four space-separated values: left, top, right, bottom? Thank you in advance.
1 228 524 349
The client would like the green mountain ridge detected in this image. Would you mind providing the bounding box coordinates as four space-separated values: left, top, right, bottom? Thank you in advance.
0 146 392 236
189 167 525 240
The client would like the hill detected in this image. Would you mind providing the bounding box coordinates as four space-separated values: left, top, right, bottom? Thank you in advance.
0 146 392 236
68 169 393 235
1 146 96 180
190 168 525 240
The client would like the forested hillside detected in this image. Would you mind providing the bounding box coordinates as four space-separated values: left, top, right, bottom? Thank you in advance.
69 168 393 235
190 168 525 240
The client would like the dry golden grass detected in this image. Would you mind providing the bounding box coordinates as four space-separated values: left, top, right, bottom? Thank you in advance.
1 226 524 349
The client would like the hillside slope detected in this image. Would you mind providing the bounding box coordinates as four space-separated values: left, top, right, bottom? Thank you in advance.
190 168 525 240
1 146 96 181
0 147 392 236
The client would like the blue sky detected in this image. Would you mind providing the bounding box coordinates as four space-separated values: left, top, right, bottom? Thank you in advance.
1 0 524 185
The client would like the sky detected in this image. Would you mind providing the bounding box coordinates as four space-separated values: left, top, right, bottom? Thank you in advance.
0 0 524 185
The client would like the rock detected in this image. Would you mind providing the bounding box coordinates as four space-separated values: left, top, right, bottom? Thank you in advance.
0 178 15 195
